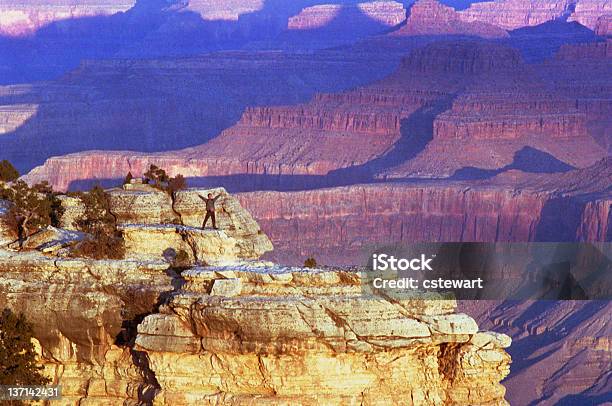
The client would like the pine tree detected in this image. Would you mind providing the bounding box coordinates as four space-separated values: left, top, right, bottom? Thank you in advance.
0 309 50 386
0 160 19 182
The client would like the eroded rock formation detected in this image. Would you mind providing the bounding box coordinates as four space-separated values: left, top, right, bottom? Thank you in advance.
287 1 406 31
0 249 173 403
135 263 511 405
392 0 508 38
568 0 612 31
0 187 512 405
22 36 610 189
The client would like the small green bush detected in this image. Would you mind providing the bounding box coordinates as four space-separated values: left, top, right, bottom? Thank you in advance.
71 186 124 260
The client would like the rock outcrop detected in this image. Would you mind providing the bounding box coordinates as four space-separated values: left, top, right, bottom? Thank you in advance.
0 186 513 405
0 249 175 404
58 184 274 264
392 0 508 38
135 263 511 405
287 1 406 31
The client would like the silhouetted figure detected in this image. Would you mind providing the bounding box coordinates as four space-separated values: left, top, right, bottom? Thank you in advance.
198 193 221 229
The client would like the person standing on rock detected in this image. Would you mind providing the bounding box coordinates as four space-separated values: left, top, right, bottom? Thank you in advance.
198 193 222 229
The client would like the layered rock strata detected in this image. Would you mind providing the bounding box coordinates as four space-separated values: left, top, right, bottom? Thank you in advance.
23 38 610 189
237 183 549 264
568 0 612 30
135 263 512 405
0 186 513 405
0 249 174 404
238 159 612 265
458 0 576 30
53 184 274 264
462 300 612 405
393 0 508 38
287 1 406 31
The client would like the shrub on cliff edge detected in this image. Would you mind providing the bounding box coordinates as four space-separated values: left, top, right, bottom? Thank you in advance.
71 186 124 260
0 309 50 387
143 165 187 195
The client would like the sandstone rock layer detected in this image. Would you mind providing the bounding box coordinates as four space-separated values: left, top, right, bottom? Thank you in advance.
136 263 511 405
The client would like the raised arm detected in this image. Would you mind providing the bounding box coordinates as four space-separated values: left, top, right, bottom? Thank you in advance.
213 194 223 201
197 194 206 201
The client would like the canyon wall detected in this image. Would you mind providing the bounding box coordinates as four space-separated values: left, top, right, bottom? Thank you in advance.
463 300 612 405
1 50 399 173
0 0 134 36
458 0 576 30
237 183 551 265
568 0 612 30
22 37 611 188
237 159 612 265
433 92 588 140
393 0 508 38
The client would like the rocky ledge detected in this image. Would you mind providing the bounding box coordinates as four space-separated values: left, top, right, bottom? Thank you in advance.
136 263 511 405
0 187 511 405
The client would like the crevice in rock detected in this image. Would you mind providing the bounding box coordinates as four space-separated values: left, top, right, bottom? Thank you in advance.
438 342 461 387
177 228 200 265
114 268 187 405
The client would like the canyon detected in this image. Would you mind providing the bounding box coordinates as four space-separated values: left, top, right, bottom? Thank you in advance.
1 2 611 404
21 36 611 189
0 185 512 405
235 158 612 265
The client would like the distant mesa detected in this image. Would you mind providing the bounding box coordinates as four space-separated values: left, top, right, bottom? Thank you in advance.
286 1 406 31
391 0 509 38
